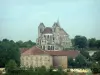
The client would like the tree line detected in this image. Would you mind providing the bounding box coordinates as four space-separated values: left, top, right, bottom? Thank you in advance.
4 60 68 75
0 35 100 74
0 39 36 67
72 35 100 50
68 35 100 74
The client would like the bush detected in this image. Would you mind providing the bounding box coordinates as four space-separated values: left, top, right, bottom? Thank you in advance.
91 62 100 74
5 66 68 75
0 70 2 75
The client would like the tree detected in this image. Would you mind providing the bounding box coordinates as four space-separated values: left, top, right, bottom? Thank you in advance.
91 62 100 74
92 51 100 61
74 35 88 49
75 54 86 68
23 40 36 48
80 50 91 60
5 60 17 72
88 38 96 49
0 39 20 67
68 57 75 68
16 40 36 48
96 40 100 49
16 40 24 48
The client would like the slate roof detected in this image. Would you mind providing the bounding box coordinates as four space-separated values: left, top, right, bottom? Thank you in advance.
42 27 52 34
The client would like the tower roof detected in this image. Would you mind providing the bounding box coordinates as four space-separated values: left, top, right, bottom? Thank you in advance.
42 27 52 34
52 19 60 28
39 22 45 27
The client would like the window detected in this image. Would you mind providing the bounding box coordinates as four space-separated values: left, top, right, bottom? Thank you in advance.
40 29 42 33
44 35 46 38
53 37 54 40
41 46 42 49
26 56 28 60
36 56 38 60
51 46 52 50
45 57 47 60
47 35 49 39
43 46 45 50
48 46 50 50
40 57 42 61
52 46 54 50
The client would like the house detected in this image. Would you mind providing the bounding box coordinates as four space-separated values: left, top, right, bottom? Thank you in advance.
20 46 80 69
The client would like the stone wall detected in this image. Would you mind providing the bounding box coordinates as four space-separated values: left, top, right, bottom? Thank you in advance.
21 55 53 68
53 56 67 69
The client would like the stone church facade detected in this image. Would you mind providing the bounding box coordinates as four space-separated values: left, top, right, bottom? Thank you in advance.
36 20 72 50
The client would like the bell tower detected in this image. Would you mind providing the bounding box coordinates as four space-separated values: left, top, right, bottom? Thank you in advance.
38 23 45 37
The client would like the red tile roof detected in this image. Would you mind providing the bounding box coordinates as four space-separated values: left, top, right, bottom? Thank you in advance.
21 46 80 58
21 46 47 56
45 50 80 58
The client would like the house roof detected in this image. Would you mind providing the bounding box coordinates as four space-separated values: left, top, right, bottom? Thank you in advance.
21 46 80 58
42 27 52 34
45 50 80 58
20 48 29 53
21 46 46 56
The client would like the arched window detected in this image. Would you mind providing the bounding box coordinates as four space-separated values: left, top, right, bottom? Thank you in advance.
48 46 50 50
47 35 49 39
44 35 46 38
53 37 54 40
40 28 42 33
51 46 52 50
43 46 45 50
52 46 54 50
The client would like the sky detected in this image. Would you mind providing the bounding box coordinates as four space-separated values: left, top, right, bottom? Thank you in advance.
0 0 100 42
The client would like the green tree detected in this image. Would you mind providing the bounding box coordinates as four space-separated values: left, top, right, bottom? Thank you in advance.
5 60 17 72
16 40 36 48
74 35 88 49
92 51 100 61
96 40 100 49
80 50 91 60
75 54 86 68
23 40 36 48
16 40 24 48
0 39 20 67
91 62 100 74
88 38 96 49
68 57 75 68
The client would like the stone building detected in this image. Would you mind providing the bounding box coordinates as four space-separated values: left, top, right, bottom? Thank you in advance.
20 46 80 69
21 46 53 68
36 20 72 50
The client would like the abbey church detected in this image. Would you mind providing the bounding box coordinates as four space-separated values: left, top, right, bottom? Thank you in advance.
20 20 79 69
36 20 72 50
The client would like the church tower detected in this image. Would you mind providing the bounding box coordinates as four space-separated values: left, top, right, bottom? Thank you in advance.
38 23 45 37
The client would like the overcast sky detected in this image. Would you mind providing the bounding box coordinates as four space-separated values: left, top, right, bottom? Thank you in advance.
0 0 100 42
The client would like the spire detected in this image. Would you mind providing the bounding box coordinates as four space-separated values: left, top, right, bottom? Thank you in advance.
57 18 59 24
57 18 60 27
52 18 60 28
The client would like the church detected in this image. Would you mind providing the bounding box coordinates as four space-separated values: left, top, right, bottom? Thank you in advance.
36 20 72 50
20 21 79 69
